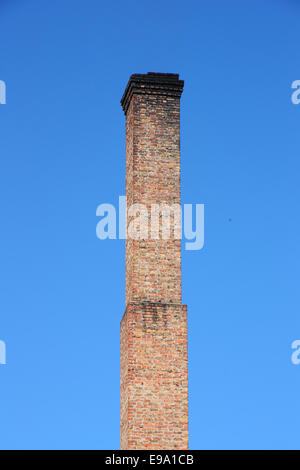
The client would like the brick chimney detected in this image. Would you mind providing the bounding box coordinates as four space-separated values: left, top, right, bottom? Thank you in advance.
120 73 188 450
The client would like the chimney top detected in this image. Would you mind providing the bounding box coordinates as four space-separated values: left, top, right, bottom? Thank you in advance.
121 72 184 115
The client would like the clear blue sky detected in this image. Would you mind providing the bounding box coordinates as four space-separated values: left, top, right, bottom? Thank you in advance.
0 0 300 450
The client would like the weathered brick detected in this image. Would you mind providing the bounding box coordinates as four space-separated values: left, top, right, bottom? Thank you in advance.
120 73 188 450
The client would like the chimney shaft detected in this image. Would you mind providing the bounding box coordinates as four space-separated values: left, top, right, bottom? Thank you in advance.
120 73 188 450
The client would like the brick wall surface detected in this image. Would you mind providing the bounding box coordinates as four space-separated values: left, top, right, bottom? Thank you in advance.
120 302 188 450
120 73 188 450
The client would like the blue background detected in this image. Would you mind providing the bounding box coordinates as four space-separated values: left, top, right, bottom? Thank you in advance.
0 0 299 450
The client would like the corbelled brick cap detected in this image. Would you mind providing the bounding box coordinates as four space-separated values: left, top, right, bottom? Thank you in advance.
120 72 184 114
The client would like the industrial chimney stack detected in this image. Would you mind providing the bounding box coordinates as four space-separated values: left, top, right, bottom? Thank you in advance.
120 73 188 450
